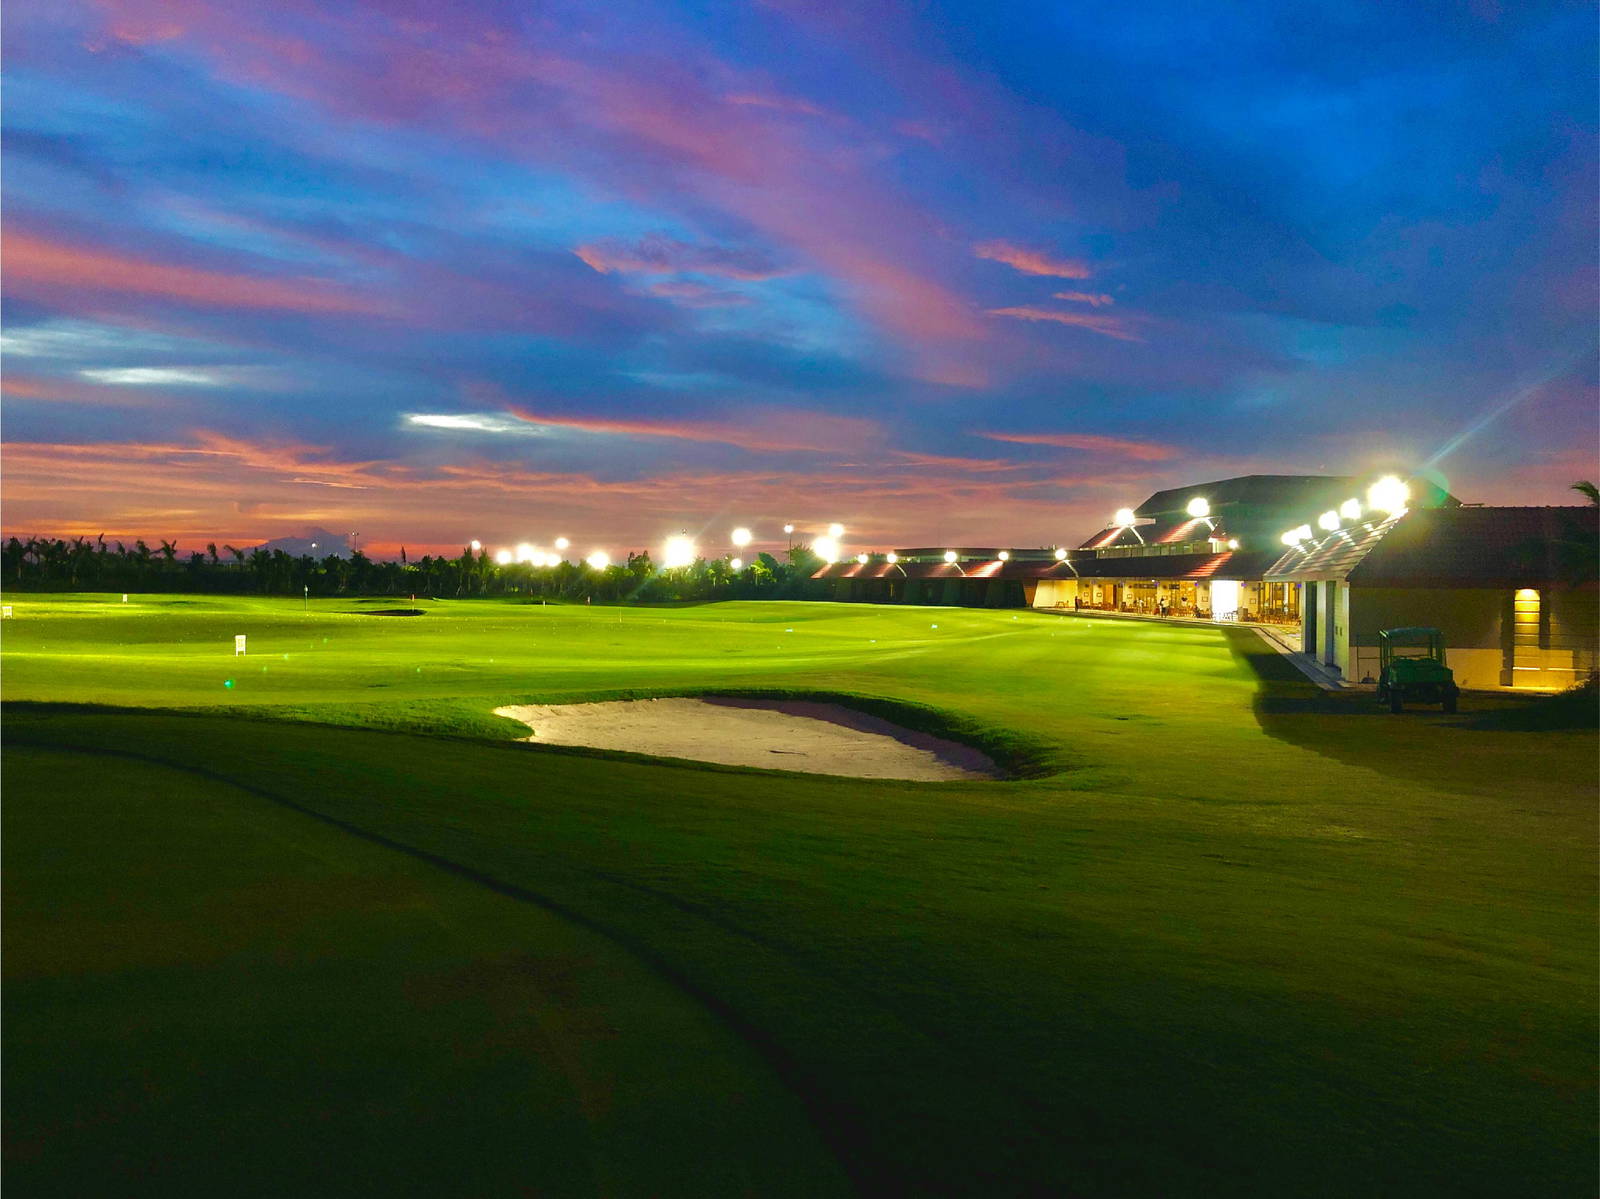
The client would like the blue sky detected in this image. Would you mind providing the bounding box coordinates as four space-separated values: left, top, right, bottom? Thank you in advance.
4 0 1594 558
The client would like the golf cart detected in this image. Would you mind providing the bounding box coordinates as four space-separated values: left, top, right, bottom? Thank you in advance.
1375 627 1459 713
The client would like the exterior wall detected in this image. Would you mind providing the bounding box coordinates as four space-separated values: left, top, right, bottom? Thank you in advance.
1031 578 1079 608
1516 588 1599 688
1343 586 1595 691
1334 581 1351 677
1349 587 1499 687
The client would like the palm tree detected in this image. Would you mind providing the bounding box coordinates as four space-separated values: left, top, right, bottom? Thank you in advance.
1572 480 1598 507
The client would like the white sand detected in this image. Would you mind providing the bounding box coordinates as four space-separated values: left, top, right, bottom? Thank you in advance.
493 696 1000 781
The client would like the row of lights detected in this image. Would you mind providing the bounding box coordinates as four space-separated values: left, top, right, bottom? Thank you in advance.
1280 476 1410 547
480 522 847 574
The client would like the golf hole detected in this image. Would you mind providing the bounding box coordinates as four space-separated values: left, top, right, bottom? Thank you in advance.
494 696 1001 781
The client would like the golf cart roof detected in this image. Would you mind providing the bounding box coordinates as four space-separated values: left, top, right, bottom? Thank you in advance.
1378 626 1444 642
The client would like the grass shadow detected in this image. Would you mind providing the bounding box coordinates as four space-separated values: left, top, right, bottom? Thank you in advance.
1225 628 1596 794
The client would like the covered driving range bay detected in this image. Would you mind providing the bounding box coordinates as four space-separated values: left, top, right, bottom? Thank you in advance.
3 595 1595 1196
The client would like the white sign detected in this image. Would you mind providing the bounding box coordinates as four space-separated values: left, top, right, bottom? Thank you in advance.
1 606 12 618
122 594 128 603
235 635 247 656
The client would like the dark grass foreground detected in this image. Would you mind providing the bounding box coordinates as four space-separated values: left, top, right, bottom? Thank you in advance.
3 597 1595 1196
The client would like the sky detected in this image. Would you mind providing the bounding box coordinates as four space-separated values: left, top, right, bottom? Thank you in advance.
4 0 1596 561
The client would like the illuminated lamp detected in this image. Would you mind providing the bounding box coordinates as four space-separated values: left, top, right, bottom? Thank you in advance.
515 543 537 563
783 524 794 534
886 551 899 564
554 537 570 551
1367 476 1410 515
856 553 869 565
495 549 513 565
586 551 610 570
1054 548 1068 560
1318 510 1341 532
470 539 482 551
730 557 743 571
944 550 958 563
812 535 840 563
1114 507 1137 527
731 527 752 547
662 535 697 569
1226 539 1240 550
1296 524 1313 542
827 522 845 538
998 550 1010 561
1186 497 1210 519
1339 499 1362 521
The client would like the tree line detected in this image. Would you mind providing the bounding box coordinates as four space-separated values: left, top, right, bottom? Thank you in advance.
0 535 828 603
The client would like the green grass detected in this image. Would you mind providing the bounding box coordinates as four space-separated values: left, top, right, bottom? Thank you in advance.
3 594 1595 1195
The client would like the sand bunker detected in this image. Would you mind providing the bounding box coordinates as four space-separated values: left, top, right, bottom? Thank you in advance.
493 696 1000 781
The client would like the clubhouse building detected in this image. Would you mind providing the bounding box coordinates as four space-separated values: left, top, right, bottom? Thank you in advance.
812 472 1598 691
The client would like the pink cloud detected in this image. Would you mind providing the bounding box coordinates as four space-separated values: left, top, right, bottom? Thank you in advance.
504 404 878 454
2 230 382 315
574 234 787 280
83 2 992 382
1054 291 1114 307
976 430 1178 462
643 280 751 307
973 241 1091 279
985 306 1142 342
723 92 827 118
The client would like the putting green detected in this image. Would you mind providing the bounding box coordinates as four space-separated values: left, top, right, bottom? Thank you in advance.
3 594 1595 1196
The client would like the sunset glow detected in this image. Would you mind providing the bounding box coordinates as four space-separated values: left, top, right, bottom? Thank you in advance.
1 3 1592 554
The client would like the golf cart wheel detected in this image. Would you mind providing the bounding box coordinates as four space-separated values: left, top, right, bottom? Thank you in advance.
1389 690 1403 714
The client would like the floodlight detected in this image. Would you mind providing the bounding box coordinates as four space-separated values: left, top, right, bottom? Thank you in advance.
1114 507 1137 526
1054 548 1068 560
586 551 610 570
555 537 570 551
495 549 513 565
730 526 752 547
1281 529 1304 547
662 535 697 569
1296 524 1313 542
1226 538 1240 550
1186 497 1210 519
1339 499 1362 521
856 553 869 564
886 551 899 564
1318 510 1341 532
827 522 845 539
997 550 1010 561
812 535 840 563
730 557 743 571
783 523 795 534
944 550 958 563
515 542 536 563
1367 476 1409 515
470 539 482 551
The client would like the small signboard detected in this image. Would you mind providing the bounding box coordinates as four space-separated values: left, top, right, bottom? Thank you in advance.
122 594 128 603
1 605 12 619
235 635 247 656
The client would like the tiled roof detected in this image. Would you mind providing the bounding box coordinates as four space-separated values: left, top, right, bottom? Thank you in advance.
814 559 1074 582
1265 514 1403 580
1266 506 1598 587
1069 550 1280 581
1078 526 1132 550
817 550 1284 583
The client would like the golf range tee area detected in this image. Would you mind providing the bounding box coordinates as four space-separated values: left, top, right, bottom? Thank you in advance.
3 594 1594 1196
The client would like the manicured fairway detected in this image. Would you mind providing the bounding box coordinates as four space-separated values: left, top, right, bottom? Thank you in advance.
4 595 1595 1196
